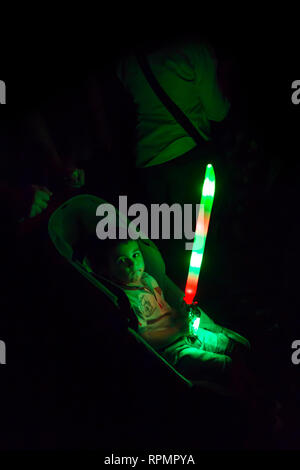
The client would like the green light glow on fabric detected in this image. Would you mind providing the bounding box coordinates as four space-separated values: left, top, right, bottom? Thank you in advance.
184 164 216 305
192 316 200 332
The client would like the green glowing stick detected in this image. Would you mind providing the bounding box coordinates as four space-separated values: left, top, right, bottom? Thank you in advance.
184 164 216 307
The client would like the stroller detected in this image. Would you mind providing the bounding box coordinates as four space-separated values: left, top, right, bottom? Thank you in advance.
48 194 250 449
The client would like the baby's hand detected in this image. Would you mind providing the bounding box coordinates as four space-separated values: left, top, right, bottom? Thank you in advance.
179 300 201 317
63 167 85 188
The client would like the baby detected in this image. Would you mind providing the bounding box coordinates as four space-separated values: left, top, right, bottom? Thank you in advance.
83 236 245 382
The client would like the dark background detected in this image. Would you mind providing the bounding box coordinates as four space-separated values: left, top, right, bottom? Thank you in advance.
0 22 300 452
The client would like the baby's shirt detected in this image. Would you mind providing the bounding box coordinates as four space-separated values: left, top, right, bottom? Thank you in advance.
121 272 173 331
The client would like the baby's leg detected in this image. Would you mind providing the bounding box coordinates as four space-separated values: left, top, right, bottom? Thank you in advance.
176 347 232 383
196 328 232 355
196 329 254 394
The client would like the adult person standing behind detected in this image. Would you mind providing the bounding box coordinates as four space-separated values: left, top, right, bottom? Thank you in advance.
116 36 239 290
117 37 230 173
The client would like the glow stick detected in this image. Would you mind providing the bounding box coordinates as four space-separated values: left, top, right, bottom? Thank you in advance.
184 164 216 306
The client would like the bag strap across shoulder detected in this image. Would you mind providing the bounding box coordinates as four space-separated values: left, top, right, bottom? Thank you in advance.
136 53 205 147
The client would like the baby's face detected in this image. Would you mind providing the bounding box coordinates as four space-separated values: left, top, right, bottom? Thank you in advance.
108 240 145 286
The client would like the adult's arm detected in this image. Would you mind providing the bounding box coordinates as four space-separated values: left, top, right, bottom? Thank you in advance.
189 43 231 123
0 182 52 221
23 111 64 178
24 111 86 187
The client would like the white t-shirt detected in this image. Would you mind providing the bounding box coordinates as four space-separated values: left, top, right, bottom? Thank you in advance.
117 42 230 168
121 272 173 331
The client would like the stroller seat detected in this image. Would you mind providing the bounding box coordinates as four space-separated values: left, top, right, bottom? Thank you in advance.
48 194 195 386
48 194 250 388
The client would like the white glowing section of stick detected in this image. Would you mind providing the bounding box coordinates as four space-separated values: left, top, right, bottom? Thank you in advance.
190 252 203 268
202 178 215 197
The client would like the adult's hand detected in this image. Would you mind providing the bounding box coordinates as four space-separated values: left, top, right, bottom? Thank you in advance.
63 167 85 188
28 185 53 218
